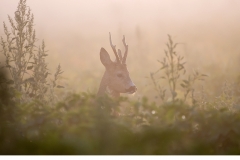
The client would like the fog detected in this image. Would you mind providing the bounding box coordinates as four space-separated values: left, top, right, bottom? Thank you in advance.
1 0 240 99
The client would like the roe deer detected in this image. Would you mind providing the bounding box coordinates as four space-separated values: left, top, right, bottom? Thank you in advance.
97 33 137 97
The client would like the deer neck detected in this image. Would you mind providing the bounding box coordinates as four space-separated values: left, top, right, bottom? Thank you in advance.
97 71 120 98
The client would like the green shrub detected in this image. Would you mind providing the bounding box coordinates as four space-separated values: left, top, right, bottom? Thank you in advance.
1 82 240 154
0 0 63 104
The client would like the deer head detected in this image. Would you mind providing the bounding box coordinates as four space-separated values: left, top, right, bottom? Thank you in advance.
97 33 137 97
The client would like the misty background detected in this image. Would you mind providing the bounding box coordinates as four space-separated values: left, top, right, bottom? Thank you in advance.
1 0 240 100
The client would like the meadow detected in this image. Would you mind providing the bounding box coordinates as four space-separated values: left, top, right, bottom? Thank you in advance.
1 0 240 155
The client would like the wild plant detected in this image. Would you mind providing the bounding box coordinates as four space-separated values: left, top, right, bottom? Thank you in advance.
0 0 64 104
193 85 208 109
208 81 240 111
150 35 207 103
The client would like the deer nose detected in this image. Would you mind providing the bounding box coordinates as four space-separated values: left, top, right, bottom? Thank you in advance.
126 85 137 93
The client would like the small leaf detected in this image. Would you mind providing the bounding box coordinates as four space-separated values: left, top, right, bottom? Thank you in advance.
201 74 208 77
7 80 14 85
183 80 189 84
183 70 186 75
27 66 33 70
26 77 34 82
44 72 49 78
180 83 186 88
173 43 178 49
160 66 166 70
23 21 28 27
57 85 64 88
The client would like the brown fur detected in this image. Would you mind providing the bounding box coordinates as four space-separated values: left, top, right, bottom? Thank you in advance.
97 33 137 97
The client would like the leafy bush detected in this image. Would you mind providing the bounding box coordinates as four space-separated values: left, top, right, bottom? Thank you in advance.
1 80 240 154
0 0 63 104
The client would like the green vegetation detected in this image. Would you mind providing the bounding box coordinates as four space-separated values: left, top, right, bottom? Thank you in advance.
1 0 240 155
150 35 207 103
1 74 240 154
0 0 63 105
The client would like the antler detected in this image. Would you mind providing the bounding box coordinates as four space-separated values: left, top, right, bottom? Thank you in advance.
118 49 123 62
122 35 128 64
109 32 120 63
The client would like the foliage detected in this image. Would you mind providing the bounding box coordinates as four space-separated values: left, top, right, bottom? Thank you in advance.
0 0 63 104
1 68 240 155
1 74 240 154
196 80 240 111
1 0 240 156
150 35 207 103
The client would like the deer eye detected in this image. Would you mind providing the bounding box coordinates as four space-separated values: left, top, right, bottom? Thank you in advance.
117 73 123 78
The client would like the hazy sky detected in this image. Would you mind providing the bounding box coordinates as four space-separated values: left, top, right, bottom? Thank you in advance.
1 0 240 94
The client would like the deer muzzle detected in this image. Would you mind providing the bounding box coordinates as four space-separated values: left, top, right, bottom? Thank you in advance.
125 85 137 94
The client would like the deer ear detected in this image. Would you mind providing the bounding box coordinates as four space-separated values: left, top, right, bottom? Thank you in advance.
100 48 113 67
